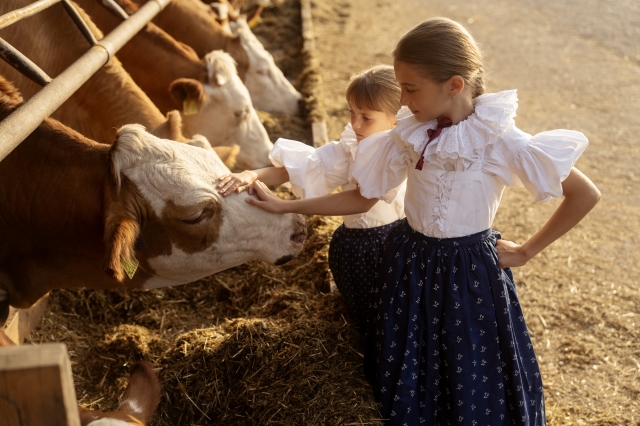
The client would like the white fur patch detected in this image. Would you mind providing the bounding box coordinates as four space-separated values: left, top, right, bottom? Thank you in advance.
113 125 227 216
86 418 130 426
230 17 302 115
122 398 142 414
204 50 236 86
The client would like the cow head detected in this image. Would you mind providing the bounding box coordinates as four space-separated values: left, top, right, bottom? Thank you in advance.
169 51 273 170
230 16 303 115
103 124 306 288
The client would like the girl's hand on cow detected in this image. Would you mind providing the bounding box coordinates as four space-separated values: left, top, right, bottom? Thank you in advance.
496 239 531 269
245 180 286 213
217 170 257 196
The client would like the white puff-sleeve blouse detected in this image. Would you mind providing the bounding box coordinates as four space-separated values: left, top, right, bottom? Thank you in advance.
269 114 408 229
352 90 588 238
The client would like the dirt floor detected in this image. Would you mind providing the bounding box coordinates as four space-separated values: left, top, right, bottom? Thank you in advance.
26 0 640 425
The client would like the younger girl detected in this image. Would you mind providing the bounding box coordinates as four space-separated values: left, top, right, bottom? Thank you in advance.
247 18 600 426
217 65 409 332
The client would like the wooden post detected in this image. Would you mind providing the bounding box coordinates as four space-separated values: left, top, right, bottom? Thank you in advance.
0 343 80 426
2 294 49 345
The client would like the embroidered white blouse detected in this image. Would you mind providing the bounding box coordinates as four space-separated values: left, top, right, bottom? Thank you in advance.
269 110 411 229
352 90 588 238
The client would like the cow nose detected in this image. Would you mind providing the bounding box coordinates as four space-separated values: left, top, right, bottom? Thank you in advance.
289 214 307 246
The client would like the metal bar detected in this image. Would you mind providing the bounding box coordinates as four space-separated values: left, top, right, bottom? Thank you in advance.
0 0 171 162
97 0 129 21
0 0 62 30
61 0 98 46
0 37 52 87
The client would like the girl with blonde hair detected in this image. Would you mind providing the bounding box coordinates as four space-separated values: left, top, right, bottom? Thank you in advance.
218 64 410 333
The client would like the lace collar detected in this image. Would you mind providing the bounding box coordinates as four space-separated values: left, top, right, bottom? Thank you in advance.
394 90 518 161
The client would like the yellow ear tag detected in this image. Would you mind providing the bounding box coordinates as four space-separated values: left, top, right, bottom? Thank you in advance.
183 99 199 116
121 256 139 280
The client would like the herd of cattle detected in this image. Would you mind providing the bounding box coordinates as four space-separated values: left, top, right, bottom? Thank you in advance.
0 0 309 423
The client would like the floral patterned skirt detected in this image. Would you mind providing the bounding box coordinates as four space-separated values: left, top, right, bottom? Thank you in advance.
329 219 403 333
367 219 546 426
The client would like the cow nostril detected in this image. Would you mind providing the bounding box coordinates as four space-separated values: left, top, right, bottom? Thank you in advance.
290 230 306 245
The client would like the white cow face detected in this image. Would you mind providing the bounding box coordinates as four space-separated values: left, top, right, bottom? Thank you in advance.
230 16 303 115
170 51 273 170
106 125 306 288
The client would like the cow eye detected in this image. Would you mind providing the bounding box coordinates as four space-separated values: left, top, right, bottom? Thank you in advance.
256 69 270 77
182 208 214 225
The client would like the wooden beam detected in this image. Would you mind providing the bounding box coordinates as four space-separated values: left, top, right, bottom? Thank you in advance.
0 343 80 426
2 294 49 345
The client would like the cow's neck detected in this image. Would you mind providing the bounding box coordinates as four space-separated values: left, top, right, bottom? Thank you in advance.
54 63 166 145
0 119 147 308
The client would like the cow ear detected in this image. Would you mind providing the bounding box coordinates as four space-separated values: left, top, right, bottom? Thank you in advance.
226 36 248 81
150 110 187 142
102 200 141 283
212 144 240 170
169 78 207 116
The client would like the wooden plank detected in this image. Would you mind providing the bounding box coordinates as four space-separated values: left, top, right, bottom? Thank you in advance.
2 294 49 345
0 343 80 426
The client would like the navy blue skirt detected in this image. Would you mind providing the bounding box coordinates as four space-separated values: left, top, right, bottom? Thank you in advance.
328 219 403 333
367 219 545 426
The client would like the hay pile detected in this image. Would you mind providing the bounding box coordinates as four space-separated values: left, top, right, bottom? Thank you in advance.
29 212 384 425
157 318 379 425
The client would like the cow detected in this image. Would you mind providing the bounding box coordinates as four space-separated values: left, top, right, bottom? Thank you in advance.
78 362 161 426
126 0 303 115
0 77 307 325
0 0 166 145
169 50 273 170
73 0 274 169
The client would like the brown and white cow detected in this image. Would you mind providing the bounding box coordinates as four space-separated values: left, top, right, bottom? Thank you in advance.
127 0 303 115
0 78 306 324
169 50 274 170
0 0 165 145
78 362 161 426
73 0 273 169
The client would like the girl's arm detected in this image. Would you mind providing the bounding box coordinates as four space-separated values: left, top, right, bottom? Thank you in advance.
218 167 289 196
496 167 600 269
246 180 378 215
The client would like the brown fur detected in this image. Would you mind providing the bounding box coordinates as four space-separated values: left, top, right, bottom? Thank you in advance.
150 111 187 142
78 361 161 426
74 0 208 113
169 78 208 111
0 0 166 144
125 0 250 80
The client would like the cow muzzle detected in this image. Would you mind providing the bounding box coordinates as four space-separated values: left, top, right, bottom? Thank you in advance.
289 214 307 248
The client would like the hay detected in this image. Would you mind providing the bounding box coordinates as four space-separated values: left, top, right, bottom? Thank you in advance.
156 317 381 425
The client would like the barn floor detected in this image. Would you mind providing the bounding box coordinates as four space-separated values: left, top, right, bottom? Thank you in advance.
27 0 640 425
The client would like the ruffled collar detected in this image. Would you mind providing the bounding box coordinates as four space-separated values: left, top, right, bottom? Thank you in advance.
394 90 518 161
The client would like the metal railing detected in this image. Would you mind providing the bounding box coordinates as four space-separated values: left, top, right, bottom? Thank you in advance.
0 0 170 162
